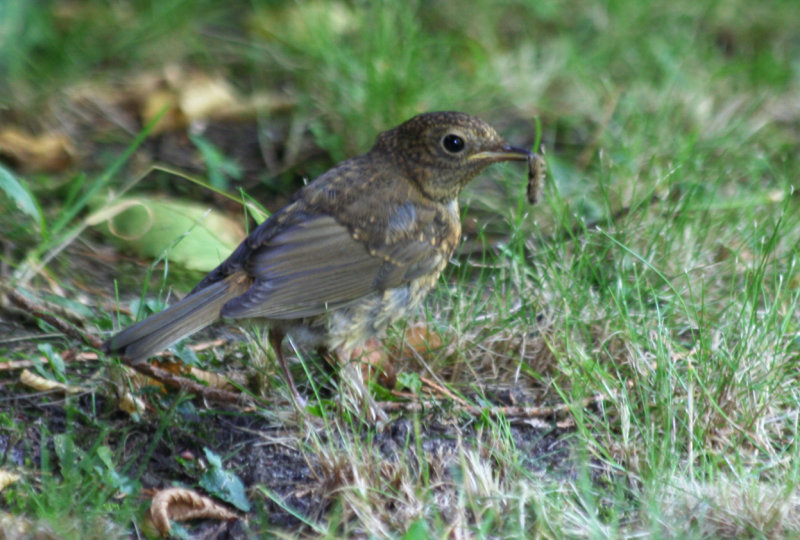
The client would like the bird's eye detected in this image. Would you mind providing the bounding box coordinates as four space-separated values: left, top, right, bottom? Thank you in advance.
441 134 466 153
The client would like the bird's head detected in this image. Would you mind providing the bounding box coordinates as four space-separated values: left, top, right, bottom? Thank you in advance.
373 111 532 202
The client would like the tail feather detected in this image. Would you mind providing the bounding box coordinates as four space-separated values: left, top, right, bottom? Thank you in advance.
104 273 250 363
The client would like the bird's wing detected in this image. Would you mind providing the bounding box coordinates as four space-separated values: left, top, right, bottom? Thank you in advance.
219 214 445 319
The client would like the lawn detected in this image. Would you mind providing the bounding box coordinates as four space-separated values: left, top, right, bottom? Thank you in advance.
1 0 799 537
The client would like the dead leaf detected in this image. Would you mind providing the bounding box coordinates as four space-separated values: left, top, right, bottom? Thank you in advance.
179 76 239 122
187 366 237 391
106 364 162 416
20 369 83 394
117 389 149 416
392 322 445 358
0 470 20 492
0 127 75 173
148 487 238 536
141 89 185 134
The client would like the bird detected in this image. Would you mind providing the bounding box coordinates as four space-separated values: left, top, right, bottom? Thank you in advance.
104 111 536 418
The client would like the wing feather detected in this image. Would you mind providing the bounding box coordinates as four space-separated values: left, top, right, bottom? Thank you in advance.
220 215 442 319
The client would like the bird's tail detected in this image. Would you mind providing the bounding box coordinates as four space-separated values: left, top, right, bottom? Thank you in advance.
104 273 251 363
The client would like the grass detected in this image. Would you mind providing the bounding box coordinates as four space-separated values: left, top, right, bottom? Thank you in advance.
2 0 800 537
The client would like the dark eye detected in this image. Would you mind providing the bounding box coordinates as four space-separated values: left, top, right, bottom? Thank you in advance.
441 134 465 153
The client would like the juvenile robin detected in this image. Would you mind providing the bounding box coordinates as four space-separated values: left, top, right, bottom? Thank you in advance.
105 111 540 417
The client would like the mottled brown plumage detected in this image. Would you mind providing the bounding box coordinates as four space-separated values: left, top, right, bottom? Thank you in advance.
104 111 537 416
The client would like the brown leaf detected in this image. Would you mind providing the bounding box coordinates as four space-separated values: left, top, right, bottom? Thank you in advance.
107 365 161 416
117 389 148 416
0 470 21 492
178 76 239 122
19 369 83 394
140 89 185 134
0 127 75 172
187 366 237 391
148 487 238 537
392 322 444 358
140 72 241 133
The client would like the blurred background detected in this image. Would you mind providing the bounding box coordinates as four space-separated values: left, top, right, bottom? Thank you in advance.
3 0 797 286
1 0 797 266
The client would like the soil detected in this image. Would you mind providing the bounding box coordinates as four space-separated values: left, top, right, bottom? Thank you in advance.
0 382 578 536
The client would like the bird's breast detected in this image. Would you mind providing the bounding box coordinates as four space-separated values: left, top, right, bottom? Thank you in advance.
320 274 442 351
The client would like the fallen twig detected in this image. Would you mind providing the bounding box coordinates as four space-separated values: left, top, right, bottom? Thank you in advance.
4 288 102 349
124 361 244 404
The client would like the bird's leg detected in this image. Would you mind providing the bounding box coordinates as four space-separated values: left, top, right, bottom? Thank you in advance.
268 330 306 408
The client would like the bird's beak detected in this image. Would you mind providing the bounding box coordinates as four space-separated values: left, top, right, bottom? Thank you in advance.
469 144 533 163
